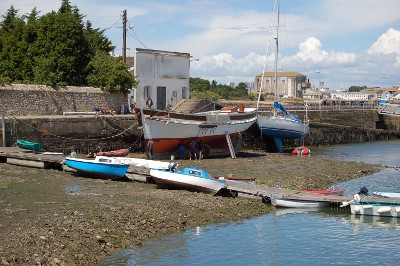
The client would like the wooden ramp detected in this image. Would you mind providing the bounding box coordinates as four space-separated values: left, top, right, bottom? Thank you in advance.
0 147 64 168
225 180 400 205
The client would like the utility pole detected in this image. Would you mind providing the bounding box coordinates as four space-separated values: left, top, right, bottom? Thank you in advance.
123 10 127 63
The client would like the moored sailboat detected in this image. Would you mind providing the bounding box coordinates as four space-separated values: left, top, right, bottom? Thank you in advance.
256 0 309 153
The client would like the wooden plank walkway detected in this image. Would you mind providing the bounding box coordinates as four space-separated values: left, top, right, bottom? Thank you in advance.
226 180 400 204
0 147 65 165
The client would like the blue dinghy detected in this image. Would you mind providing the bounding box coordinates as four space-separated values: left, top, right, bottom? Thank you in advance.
150 164 227 194
65 156 129 178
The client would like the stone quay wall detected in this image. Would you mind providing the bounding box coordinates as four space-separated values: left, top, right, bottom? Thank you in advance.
2 115 143 155
0 84 128 116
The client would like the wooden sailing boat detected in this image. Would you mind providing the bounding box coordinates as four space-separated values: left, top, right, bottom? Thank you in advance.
257 0 309 153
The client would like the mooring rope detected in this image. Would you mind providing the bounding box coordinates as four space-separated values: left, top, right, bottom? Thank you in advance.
10 116 141 142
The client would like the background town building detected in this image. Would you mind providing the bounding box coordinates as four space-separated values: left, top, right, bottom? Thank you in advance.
254 72 310 98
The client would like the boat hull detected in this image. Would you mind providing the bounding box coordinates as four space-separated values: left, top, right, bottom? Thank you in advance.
140 108 257 159
150 168 226 195
17 139 44 151
96 149 129 157
350 202 400 218
300 189 344 196
272 198 329 208
65 157 129 178
257 116 309 152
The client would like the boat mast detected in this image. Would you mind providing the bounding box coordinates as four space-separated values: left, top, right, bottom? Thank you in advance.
274 0 280 104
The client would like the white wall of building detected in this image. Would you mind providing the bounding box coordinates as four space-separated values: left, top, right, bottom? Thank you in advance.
132 48 191 109
330 92 368 101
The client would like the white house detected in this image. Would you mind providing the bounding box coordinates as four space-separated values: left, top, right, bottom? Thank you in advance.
131 48 191 109
330 92 368 101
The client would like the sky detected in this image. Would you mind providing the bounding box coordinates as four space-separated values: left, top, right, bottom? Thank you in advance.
1 0 400 90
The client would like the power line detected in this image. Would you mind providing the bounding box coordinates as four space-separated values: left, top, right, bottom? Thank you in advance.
103 15 122 32
127 27 148 49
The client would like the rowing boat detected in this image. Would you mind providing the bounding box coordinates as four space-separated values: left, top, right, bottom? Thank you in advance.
17 139 44 151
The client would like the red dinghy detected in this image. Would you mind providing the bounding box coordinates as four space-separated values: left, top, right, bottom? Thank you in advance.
96 149 129 157
300 189 344 196
292 146 310 155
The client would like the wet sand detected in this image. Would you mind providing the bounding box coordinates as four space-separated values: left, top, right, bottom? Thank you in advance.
0 151 380 265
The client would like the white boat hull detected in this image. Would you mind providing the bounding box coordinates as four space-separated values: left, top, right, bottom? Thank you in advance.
140 108 257 158
150 169 226 195
271 198 329 208
350 203 400 218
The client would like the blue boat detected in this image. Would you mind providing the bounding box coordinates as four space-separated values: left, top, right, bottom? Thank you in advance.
65 156 129 178
150 164 227 194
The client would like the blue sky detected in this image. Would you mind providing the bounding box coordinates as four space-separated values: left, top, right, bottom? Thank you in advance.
2 0 400 90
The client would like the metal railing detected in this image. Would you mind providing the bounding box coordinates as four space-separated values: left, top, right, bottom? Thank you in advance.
378 103 400 115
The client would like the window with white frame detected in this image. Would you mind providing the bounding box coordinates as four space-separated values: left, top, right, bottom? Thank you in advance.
144 86 151 99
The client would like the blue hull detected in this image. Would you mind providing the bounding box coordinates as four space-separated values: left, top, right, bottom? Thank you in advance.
66 158 129 177
258 115 309 153
259 127 304 139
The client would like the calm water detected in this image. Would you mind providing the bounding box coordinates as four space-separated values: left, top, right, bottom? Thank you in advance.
104 140 400 265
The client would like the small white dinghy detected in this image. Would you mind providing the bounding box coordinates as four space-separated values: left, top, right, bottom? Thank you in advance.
271 198 329 208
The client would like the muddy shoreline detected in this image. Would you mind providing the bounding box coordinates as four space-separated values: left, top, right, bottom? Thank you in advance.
0 151 380 265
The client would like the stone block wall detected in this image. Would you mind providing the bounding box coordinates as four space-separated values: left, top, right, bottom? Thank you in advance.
2 115 143 154
0 84 128 116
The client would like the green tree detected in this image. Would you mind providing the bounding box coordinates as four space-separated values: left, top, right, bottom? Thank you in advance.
86 52 137 93
0 6 26 82
33 3 89 86
189 77 211 92
233 82 249 98
84 21 112 57
349 85 367 92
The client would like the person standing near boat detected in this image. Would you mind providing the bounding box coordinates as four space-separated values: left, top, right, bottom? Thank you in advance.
147 139 154 159
189 139 197 160
130 96 136 113
146 97 153 109
197 140 204 160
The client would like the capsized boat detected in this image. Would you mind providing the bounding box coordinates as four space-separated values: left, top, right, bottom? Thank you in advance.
136 105 257 159
150 164 227 195
350 201 400 218
256 0 309 153
17 139 44 151
341 193 400 218
300 189 344 196
271 198 329 208
65 156 129 178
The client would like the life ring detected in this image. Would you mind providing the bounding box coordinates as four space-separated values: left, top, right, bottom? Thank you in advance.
292 146 310 155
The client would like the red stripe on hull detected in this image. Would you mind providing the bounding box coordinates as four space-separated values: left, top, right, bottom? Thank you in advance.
145 133 241 159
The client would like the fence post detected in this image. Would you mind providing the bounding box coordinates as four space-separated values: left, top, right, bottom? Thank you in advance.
2 113 5 147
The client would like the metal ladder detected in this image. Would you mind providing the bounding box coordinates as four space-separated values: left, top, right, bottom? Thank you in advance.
225 132 236 158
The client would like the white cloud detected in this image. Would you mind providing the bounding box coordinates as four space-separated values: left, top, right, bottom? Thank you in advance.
368 28 400 65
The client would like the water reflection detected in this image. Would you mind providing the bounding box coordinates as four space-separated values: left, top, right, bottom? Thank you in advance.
104 140 400 265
